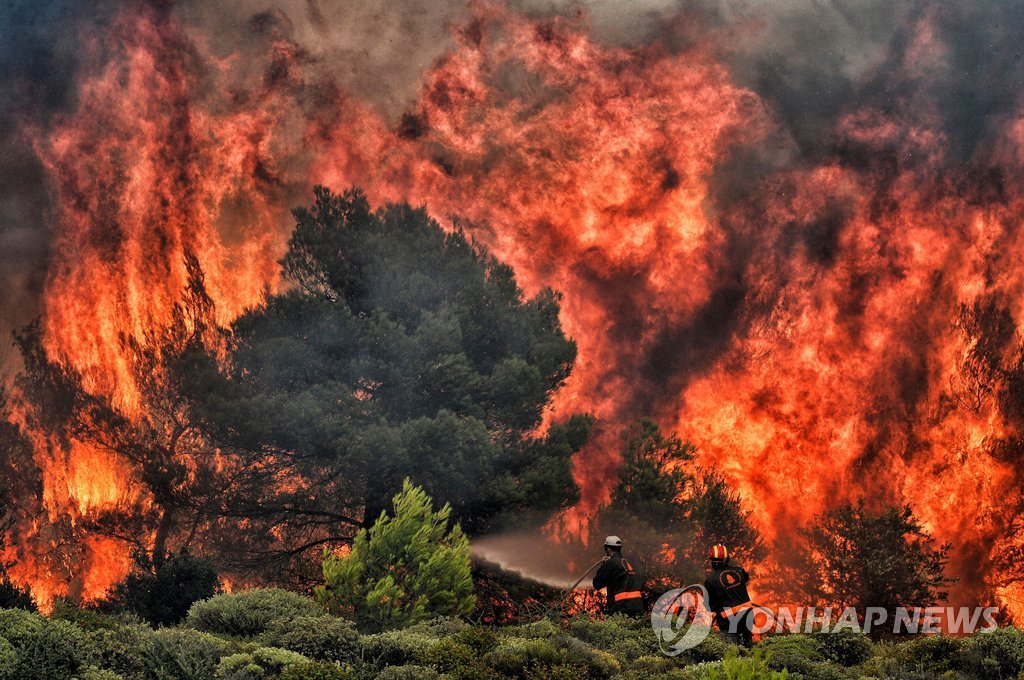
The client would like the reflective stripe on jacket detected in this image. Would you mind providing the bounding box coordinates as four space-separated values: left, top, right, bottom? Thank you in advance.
593 553 644 615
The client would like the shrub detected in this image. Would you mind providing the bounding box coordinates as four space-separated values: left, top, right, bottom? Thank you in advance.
420 637 477 673
881 633 963 676
482 635 619 679
0 578 36 612
812 630 874 666
404 616 470 637
317 480 475 632
0 608 91 679
260 615 358 663
677 662 726 680
277 661 352 680
148 627 236 680
216 647 310 680
187 589 324 638
0 636 16 677
569 615 656 659
626 654 683 677
78 668 125 680
85 623 156 679
376 665 439 680
959 627 1024 679
502 618 563 640
704 649 789 680
106 550 220 627
360 629 437 667
756 634 824 675
50 600 123 632
681 631 736 664
452 625 499 654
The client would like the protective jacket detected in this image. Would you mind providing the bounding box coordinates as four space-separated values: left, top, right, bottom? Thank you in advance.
704 562 751 617
593 553 644 615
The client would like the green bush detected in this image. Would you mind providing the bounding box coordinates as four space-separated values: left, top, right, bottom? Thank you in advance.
482 635 619 679
77 667 125 680
404 616 470 637
420 637 476 673
569 614 657 660
187 589 324 638
0 636 17 678
50 600 123 632
452 625 499 654
277 661 352 680
959 627 1024 680
625 653 685 677
216 647 310 680
148 627 236 680
704 649 789 679
85 623 156 679
0 578 36 612
106 550 220 627
879 634 964 677
812 630 873 666
677 662 727 680
376 665 439 680
360 629 437 667
681 631 737 664
0 608 91 679
503 618 563 640
317 480 475 632
259 615 358 663
756 635 824 675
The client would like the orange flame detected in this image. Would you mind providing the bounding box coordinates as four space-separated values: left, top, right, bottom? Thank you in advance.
4 2 1023 620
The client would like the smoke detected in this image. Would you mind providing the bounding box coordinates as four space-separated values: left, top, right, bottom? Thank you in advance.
6 0 1024 612
0 0 957 365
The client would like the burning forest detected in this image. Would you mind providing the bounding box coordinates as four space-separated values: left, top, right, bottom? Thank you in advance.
1 0 1024 642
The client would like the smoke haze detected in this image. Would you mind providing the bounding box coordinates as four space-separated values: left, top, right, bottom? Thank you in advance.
4 0 1024 615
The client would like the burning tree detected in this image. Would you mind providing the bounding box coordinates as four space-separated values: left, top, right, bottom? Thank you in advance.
769 500 954 620
594 419 765 592
10 255 239 587
3 185 586 599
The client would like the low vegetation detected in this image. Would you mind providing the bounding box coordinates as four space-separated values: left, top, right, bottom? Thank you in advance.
1 596 1022 679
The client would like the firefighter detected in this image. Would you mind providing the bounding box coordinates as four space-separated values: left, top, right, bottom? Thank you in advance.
704 544 754 646
593 535 644 616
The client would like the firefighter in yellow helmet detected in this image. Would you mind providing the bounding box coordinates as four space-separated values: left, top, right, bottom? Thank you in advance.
593 535 644 616
704 544 754 646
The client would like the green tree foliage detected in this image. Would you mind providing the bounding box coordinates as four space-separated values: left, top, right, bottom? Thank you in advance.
188 187 584 577
104 549 220 626
770 500 954 618
0 576 35 612
316 479 475 632
595 419 766 589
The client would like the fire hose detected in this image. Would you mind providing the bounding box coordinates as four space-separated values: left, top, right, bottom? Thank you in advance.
547 562 781 631
661 586 781 628
550 558 606 614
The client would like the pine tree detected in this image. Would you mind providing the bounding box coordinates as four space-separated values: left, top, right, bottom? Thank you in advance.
316 479 475 631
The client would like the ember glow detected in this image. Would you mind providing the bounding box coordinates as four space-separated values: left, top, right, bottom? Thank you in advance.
2 0 1024 617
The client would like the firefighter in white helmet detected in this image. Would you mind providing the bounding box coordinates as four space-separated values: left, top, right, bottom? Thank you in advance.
593 535 643 616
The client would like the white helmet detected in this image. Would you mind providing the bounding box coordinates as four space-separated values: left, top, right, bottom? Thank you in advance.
604 535 623 548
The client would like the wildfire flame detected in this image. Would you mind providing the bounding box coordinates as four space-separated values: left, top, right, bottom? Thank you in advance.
3 1 1023 618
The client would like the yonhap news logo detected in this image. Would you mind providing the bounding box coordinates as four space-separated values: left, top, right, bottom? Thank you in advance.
650 586 714 655
650 586 1002 656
